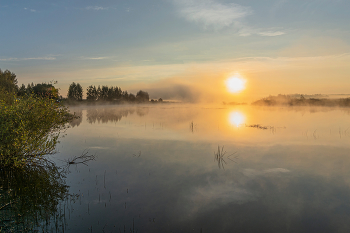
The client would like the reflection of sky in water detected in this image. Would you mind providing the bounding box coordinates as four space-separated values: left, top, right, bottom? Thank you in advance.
55 105 350 232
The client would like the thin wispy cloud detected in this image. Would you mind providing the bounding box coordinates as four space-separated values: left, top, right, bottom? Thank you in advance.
80 56 110 60
85 6 108 11
172 0 285 36
257 31 285 37
173 0 251 30
24 8 36 12
238 26 285 37
232 53 350 63
0 57 56 61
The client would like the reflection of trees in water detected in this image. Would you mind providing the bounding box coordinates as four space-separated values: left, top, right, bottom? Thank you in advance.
0 165 71 232
86 107 149 124
136 107 149 117
69 110 83 127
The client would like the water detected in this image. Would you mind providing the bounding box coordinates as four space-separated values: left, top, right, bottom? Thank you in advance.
7 104 350 232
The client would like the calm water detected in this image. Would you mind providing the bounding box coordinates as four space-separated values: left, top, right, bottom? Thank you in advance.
47 104 350 232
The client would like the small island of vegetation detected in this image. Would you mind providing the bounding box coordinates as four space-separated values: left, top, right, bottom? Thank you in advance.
251 94 350 107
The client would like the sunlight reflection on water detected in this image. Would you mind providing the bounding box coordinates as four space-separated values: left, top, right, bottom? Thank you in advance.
229 111 245 127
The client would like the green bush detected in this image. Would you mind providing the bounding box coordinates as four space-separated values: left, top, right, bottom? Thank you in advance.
0 95 72 168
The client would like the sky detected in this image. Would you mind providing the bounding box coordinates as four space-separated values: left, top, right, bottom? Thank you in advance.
1 0 350 102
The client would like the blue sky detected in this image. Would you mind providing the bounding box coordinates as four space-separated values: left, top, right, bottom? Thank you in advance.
1 0 350 100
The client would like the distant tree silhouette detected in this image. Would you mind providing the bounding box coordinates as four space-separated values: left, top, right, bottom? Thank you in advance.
68 82 83 101
136 90 149 102
86 85 98 101
129 93 136 102
122 91 129 101
100 86 109 101
82 84 158 103
32 83 59 99
17 84 27 96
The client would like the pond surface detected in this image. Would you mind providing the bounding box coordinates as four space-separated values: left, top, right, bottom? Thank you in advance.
54 104 350 232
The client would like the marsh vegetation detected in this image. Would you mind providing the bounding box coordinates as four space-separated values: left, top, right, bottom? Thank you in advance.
252 94 350 107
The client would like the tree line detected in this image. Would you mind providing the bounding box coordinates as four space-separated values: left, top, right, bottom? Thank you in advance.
1 71 158 103
67 82 161 103
0 70 59 103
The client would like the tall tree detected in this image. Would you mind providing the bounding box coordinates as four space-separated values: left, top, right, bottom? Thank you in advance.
100 86 109 101
122 91 129 101
129 93 136 102
0 69 18 93
17 84 27 97
86 85 98 101
136 90 149 102
67 82 83 101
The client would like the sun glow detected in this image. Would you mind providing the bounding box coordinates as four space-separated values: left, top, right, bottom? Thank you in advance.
226 74 246 93
229 111 245 127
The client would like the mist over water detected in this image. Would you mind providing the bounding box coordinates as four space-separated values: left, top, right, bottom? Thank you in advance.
50 104 350 232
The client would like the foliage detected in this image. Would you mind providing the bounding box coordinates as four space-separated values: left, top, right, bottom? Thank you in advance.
136 90 150 102
67 82 83 101
86 85 125 101
0 87 16 105
251 94 350 107
129 93 136 101
0 69 18 104
0 69 17 94
0 94 72 168
86 85 98 101
79 83 154 103
18 82 59 99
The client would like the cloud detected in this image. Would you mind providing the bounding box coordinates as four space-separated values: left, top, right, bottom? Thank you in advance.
0 57 56 61
258 31 285 37
80 56 110 60
24 8 36 12
172 0 285 36
238 27 285 37
173 0 251 30
85 6 108 11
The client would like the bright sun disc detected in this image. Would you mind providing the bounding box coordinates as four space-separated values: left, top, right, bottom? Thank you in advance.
226 75 246 93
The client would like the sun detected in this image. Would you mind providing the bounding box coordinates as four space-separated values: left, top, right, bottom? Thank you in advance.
226 74 246 93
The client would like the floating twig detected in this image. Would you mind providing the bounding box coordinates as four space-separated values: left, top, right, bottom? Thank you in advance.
64 149 96 167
